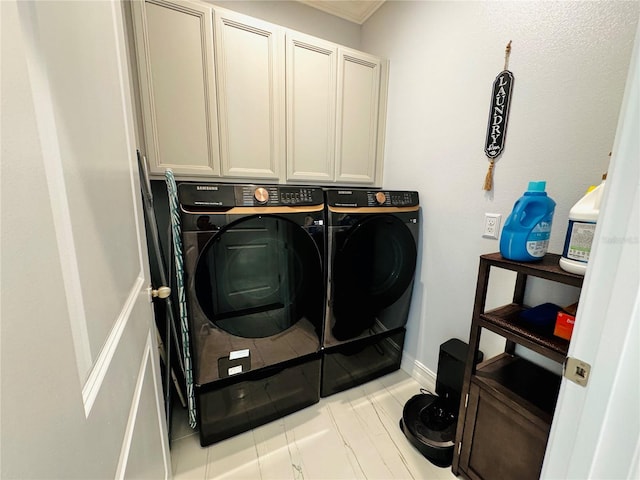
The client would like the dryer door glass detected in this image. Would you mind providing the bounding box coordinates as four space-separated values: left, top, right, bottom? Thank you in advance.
194 215 322 338
332 214 417 340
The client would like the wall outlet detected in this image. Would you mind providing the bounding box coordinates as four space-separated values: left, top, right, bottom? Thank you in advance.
483 213 501 239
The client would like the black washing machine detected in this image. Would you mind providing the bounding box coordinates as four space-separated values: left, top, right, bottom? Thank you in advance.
321 188 420 396
179 183 325 445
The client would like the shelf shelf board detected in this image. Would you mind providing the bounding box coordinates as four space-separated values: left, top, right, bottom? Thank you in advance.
480 303 569 363
481 252 584 288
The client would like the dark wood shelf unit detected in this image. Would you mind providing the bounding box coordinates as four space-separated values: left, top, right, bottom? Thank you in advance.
452 252 583 480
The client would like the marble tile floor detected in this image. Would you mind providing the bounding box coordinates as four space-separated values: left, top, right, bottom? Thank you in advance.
169 369 457 480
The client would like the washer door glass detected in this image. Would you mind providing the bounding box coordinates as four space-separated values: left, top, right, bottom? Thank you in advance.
332 214 417 340
195 215 322 338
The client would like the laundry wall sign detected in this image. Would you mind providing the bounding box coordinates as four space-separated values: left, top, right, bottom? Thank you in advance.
485 70 514 158
483 41 514 191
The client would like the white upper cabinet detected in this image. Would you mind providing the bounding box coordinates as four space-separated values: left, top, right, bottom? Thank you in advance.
132 0 220 177
131 0 387 184
214 9 285 180
285 35 388 185
335 48 385 185
286 32 337 183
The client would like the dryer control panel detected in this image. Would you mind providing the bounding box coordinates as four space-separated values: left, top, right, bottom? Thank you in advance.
326 189 419 208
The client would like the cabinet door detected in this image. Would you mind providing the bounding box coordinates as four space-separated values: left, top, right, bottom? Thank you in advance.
285 32 337 183
214 9 285 180
335 49 385 185
132 0 220 177
460 383 550 480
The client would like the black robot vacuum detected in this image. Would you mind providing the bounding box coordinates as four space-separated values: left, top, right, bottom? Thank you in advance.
400 339 483 467
400 392 457 467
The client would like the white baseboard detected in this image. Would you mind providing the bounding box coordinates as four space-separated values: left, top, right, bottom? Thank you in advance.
400 352 437 394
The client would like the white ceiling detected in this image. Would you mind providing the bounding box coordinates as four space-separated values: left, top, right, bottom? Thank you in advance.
296 0 385 24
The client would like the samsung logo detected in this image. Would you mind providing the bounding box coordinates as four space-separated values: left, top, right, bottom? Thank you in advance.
196 185 218 191
337 190 353 195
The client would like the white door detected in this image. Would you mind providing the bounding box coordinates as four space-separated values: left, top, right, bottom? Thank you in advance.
541 23 639 480
1 1 170 479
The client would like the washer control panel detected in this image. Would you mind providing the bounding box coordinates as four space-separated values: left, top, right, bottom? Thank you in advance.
179 183 324 208
238 185 323 206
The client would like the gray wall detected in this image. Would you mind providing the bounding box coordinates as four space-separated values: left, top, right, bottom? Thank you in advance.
361 1 639 373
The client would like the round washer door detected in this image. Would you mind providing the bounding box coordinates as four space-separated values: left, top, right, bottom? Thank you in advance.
332 214 417 340
194 215 322 338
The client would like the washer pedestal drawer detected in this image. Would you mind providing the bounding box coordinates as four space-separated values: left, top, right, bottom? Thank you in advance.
196 353 321 446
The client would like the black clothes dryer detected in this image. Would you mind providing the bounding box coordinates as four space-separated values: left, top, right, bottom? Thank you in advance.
321 188 419 396
179 183 325 445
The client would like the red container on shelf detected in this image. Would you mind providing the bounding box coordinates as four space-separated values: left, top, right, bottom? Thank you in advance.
554 313 575 340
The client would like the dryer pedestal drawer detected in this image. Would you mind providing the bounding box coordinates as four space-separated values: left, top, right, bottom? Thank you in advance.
321 328 405 397
196 353 321 446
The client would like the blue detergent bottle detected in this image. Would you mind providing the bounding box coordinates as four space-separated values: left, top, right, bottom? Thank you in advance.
500 181 556 261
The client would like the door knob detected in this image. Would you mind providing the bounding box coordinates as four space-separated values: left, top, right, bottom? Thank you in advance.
151 286 171 299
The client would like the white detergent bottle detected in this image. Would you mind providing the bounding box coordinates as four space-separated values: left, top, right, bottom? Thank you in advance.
559 174 606 275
